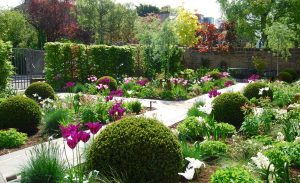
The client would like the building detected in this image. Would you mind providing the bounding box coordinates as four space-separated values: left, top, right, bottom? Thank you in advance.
203 17 215 24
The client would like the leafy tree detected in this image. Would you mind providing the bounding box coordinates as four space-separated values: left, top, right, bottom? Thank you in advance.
265 22 295 74
0 10 37 48
76 0 137 44
174 8 199 47
28 0 76 49
136 4 160 17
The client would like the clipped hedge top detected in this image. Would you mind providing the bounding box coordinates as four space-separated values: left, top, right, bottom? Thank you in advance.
87 116 183 183
25 82 55 100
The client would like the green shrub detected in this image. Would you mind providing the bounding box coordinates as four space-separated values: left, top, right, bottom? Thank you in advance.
199 140 228 159
0 128 27 149
43 109 71 136
126 100 142 114
0 96 41 135
211 167 257 183
215 122 236 138
72 83 87 93
86 116 183 183
283 69 297 80
172 86 188 100
240 113 260 137
80 105 97 123
278 72 293 83
97 76 118 91
180 141 202 160
187 101 205 117
212 93 248 128
25 82 55 101
207 70 221 80
21 142 65 183
177 117 207 141
0 41 13 92
288 142 300 167
161 90 174 100
0 98 5 104
243 82 273 100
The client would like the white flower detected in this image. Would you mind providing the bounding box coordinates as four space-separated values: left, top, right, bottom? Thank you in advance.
198 104 212 114
259 87 269 95
127 90 133 95
32 93 38 97
251 152 275 172
178 168 195 180
197 116 204 123
186 157 205 169
276 132 285 141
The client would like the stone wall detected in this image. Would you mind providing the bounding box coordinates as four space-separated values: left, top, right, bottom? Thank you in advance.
184 48 300 72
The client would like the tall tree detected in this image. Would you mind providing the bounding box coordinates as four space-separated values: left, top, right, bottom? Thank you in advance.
136 4 160 17
28 0 75 48
0 10 37 48
76 0 137 44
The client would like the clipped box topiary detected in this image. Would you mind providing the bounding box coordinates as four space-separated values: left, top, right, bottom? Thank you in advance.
97 76 118 91
86 116 183 183
278 71 293 83
212 93 248 128
243 82 273 100
0 96 41 135
211 167 257 183
25 82 55 101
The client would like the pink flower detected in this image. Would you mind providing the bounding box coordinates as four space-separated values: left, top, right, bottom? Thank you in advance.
208 89 221 98
67 138 78 149
201 75 213 82
224 80 234 87
87 75 98 82
106 95 113 101
219 72 230 78
248 74 260 83
86 122 102 134
78 131 90 143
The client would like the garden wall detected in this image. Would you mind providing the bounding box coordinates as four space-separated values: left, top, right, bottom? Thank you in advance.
184 48 300 72
44 42 135 90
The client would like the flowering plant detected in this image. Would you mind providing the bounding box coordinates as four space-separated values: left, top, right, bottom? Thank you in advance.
208 89 221 98
108 100 126 120
178 157 205 180
87 75 97 83
224 80 234 87
248 74 260 83
170 77 188 86
219 72 230 78
60 122 102 182
249 152 276 182
201 75 213 83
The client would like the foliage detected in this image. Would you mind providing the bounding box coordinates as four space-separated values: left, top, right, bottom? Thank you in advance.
283 68 297 81
0 10 37 48
187 101 205 117
174 8 199 47
43 109 71 136
44 43 134 90
252 56 266 74
230 137 263 161
125 100 142 114
136 4 160 16
72 83 87 93
76 0 137 44
212 93 248 128
0 128 27 149
21 142 66 183
243 82 273 100
265 22 295 60
270 81 300 107
279 109 299 142
0 96 41 135
0 41 13 92
25 82 55 102
180 141 202 160
28 0 83 48
177 117 207 141
86 116 183 183
211 167 257 183
199 140 228 159
278 71 293 83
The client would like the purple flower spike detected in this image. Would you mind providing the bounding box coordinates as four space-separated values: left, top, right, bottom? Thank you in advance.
86 122 102 134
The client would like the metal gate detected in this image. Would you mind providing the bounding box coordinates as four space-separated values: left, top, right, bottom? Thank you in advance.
11 49 45 90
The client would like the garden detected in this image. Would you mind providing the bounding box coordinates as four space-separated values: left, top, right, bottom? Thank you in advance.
1 0 300 182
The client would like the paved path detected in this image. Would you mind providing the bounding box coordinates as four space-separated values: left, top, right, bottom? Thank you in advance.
0 83 247 180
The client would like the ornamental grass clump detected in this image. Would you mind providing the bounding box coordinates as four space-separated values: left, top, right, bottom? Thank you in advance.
86 116 183 183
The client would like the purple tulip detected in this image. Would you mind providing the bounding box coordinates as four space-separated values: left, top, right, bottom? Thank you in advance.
224 80 234 87
67 138 78 149
86 122 102 134
208 89 221 98
106 95 114 102
110 89 123 97
60 125 70 139
78 131 90 143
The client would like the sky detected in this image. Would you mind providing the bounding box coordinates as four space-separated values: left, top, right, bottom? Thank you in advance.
0 0 221 19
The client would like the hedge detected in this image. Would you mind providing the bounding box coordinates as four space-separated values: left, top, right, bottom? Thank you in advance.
0 41 13 91
44 42 135 90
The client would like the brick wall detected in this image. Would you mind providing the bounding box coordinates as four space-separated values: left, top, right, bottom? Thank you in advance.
184 48 300 72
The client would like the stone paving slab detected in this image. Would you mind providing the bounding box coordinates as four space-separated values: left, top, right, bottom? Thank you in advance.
0 83 247 180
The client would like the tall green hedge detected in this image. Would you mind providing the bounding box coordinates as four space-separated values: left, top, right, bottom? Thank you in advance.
0 41 13 92
44 42 135 90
